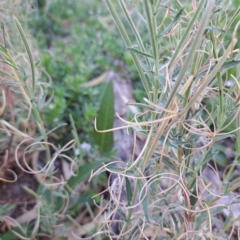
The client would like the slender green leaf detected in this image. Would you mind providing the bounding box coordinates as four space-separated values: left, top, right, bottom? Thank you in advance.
170 140 188 146
169 0 205 68
14 16 35 93
137 181 149 221
159 8 185 37
0 60 18 70
201 150 218 167
215 134 235 141
190 188 198 207
206 25 225 33
126 101 154 110
0 69 19 81
197 60 240 78
0 227 30 240
127 46 153 58
128 1 147 26
69 114 83 164
125 177 133 206
0 203 15 216
175 92 185 100
210 206 225 216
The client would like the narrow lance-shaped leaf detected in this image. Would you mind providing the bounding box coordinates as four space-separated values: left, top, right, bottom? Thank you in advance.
0 69 19 81
206 25 225 33
13 16 35 94
159 8 185 37
0 60 18 70
125 177 133 206
93 81 114 152
197 60 240 77
137 181 149 221
127 46 154 58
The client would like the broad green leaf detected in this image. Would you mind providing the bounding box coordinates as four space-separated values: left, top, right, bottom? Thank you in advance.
190 188 198 207
93 81 114 152
214 152 227 167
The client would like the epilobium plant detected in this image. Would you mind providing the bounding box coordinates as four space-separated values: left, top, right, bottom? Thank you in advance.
0 14 78 239
89 0 240 239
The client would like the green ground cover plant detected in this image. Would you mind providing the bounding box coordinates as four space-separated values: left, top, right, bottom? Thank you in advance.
27 0 141 146
0 0 240 239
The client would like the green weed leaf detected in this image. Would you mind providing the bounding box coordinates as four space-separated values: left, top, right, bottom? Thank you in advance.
67 158 109 191
125 177 133 206
197 60 240 78
93 81 114 152
137 181 149 221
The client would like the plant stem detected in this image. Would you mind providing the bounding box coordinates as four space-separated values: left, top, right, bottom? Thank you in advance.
121 182 139 240
142 1 215 168
119 0 152 72
210 28 225 128
105 0 150 98
169 0 205 69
